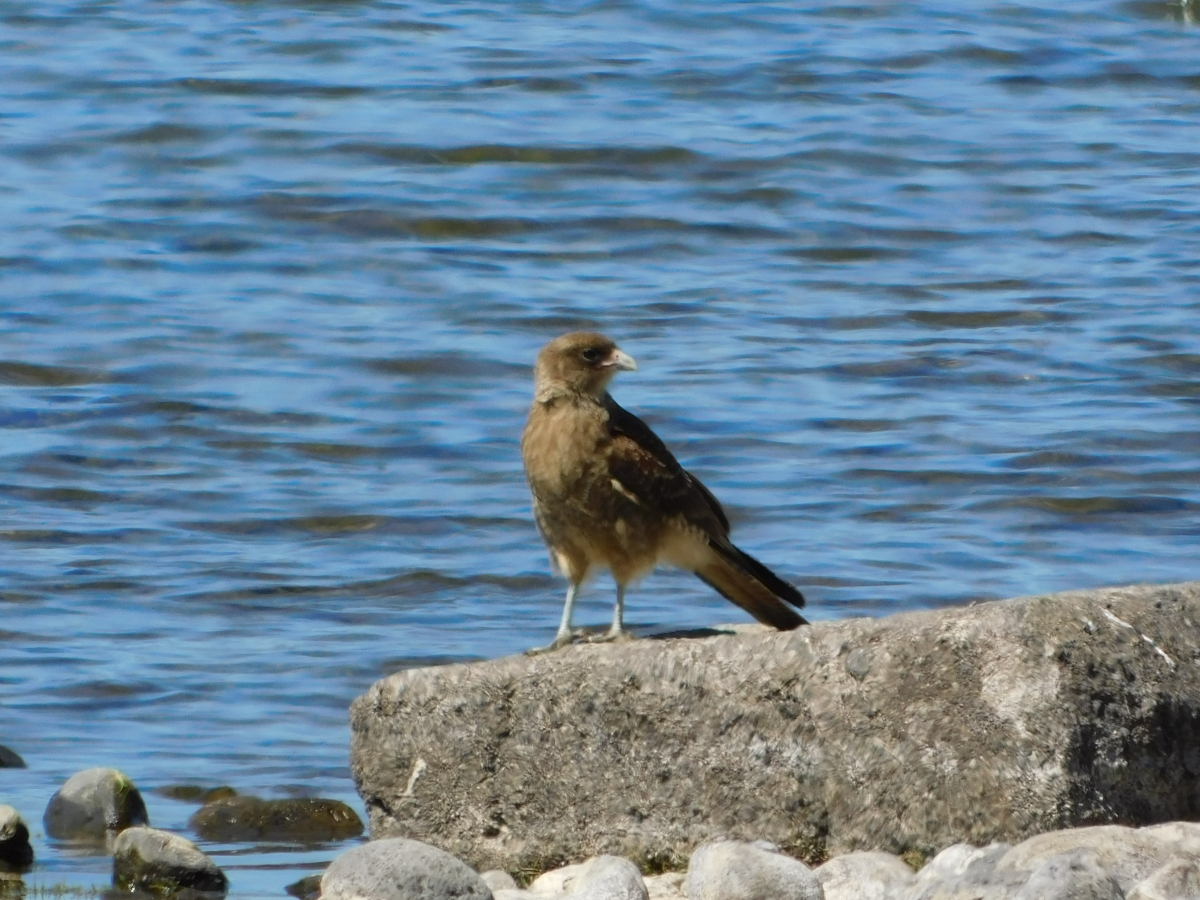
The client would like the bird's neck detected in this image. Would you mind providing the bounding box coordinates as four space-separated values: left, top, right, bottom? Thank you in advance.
533 383 610 406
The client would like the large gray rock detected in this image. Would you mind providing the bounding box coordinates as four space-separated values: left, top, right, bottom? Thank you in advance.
0 806 33 872
815 851 914 900
112 826 228 897
903 842 1017 900
43 767 149 841
350 582 1200 873
1127 856 1200 900
685 841 822 900
321 837 493 900
1010 849 1122 900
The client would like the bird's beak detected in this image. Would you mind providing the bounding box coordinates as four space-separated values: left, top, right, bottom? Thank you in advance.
604 349 638 372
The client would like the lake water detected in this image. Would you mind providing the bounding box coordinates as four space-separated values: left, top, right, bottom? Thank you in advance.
2 0 1199 894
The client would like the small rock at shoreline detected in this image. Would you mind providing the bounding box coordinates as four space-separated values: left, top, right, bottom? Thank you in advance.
43 767 149 841
0 806 33 872
286 873 324 900
685 841 822 900
481 870 519 892
321 837 492 900
112 826 228 898
189 796 363 843
815 851 913 900
0 747 25 770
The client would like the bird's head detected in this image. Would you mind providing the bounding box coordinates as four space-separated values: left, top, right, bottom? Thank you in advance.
533 331 637 400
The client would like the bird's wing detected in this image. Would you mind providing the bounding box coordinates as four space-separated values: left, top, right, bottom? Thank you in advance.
602 395 730 535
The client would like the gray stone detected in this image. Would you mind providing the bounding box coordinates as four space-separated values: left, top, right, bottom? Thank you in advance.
0 747 25 769
685 841 822 900
816 851 913 900
902 843 1018 900
1011 849 1122 900
530 865 586 895
189 796 363 843
1127 856 1200 900
43 767 149 841
482 871 519 893
0 806 33 872
112 826 228 897
995 825 1180 892
570 856 647 900
644 873 685 900
350 582 1200 873
321 837 493 900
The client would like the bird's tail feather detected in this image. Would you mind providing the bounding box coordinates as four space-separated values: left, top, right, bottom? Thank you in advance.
696 541 808 631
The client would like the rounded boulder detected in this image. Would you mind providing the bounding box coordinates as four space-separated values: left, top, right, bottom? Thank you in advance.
686 842 822 900
321 837 493 900
113 826 228 897
44 767 149 841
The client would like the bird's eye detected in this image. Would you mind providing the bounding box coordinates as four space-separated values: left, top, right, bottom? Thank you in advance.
581 348 602 363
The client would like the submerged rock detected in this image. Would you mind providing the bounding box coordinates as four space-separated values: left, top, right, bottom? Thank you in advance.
351 582 1200 873
685 841 822 900
156 785 238 805
320 837 492 900
112 826 228 897
188 796 363 843
43 767 149 841
0 747 25 770
0 806 33 872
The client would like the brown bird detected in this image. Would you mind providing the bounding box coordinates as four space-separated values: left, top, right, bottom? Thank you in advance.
521 331 808 652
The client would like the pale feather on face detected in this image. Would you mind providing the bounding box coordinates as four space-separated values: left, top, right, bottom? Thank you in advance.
533 331 637 400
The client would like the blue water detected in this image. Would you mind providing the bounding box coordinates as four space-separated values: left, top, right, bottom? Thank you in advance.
2 0 1199 894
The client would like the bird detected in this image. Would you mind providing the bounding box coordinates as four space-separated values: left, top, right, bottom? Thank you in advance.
520 331 808 652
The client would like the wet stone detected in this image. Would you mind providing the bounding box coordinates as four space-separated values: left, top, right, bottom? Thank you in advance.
112 826 228 898
189 796 363 843
0 806 33 872
43 767 149 841
156 785 238 804
285 874 324 900
0 747 25 770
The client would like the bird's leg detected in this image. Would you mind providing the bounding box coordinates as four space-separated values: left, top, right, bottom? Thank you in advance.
587 584 633 644
526 583 584 655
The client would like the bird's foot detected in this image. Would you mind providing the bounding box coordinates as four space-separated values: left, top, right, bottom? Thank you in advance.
525 630 585 656
586 627 635 645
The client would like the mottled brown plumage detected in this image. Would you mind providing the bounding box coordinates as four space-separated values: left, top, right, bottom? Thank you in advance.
521 331 808 651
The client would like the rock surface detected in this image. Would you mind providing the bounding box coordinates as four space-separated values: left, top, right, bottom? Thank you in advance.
0 747 25 769
481 870 519 893
685 841 822 900
0 806 33 872
43 767 149 841
321 837 493 900
189 796 363 843
351 582 1200 872
112 826 228 897
815 851 914 900
1126 857 1200 900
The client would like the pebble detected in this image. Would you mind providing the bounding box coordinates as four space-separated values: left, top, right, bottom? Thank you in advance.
43 767 149 841
112 826 228 897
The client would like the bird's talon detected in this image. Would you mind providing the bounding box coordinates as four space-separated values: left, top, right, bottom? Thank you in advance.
525 630 584 655
586 629 634 645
